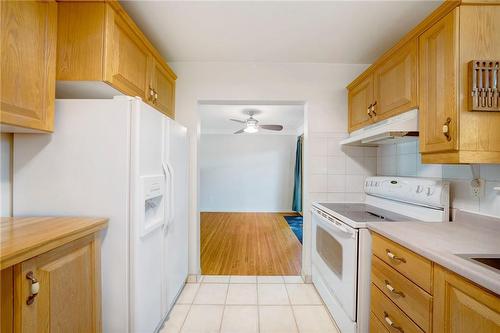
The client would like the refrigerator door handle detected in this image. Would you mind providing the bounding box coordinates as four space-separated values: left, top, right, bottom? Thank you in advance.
161 162 171 233
165 161 175 225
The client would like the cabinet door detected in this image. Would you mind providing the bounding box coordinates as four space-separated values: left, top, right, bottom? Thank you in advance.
14 235 101 333
433 265 500 333
418 9 459 154
0 0 56 132
373 39 417 121
348 75 373 132
150 59 176 119
104 5 149 100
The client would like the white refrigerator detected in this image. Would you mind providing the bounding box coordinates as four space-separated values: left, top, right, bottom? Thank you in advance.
13 96 189 333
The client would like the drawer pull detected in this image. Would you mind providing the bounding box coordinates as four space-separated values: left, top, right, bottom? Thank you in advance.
386 249 406 263
385 280 405 297
26 271 40 305
384 311 404 333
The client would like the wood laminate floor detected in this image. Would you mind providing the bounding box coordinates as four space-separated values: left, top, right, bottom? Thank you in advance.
201 212 302 276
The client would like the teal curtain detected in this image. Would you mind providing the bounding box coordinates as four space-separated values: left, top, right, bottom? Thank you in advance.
292 136 303 212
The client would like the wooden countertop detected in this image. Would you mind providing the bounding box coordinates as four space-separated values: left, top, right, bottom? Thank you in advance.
1 216 108 270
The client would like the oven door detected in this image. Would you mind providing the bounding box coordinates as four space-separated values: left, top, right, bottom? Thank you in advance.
312 208 359 321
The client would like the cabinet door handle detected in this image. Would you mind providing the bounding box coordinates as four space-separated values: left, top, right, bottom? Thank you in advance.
367 104 373 117
371 101 377 116
154 91 158 102
26 271 40 305
149 86 154 101
386 249 406 263
385 280 405 297
442 117 452 141
384 312 404 333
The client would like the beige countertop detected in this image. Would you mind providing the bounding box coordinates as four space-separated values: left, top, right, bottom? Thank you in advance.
1 216 108 269
367 210 500 295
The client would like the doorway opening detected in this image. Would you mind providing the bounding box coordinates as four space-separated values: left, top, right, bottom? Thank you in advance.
198 101 305 276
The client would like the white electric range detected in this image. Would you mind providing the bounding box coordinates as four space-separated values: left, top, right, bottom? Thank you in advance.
311 177 449 333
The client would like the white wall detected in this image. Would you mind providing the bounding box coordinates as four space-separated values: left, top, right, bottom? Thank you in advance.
0 133 12 216
200 134 297 212
170 61 369 277
377 140 500 218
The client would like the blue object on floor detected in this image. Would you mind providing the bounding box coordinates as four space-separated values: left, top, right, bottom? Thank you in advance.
284 215 303 244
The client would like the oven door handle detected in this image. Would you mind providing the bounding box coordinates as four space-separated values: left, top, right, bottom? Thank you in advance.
312 209 356 238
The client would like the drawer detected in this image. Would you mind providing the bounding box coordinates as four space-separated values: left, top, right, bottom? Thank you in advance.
372 255 432 332
371 284 425 333
372 232 432 293
371 311 390 333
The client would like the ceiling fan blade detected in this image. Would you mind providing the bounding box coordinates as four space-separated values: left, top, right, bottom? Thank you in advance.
234 128 245 134
230 119 246 123
259 125 283 131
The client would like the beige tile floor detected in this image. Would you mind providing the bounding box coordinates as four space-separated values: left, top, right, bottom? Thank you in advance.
160 275 340 333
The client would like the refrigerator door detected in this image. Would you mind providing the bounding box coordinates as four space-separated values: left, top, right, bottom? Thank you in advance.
161 118 189 317
129 99 166 332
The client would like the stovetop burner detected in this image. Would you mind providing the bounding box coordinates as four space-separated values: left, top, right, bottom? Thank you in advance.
316 203 418 223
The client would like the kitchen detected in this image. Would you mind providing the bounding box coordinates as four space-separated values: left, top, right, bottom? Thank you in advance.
1 1 499 333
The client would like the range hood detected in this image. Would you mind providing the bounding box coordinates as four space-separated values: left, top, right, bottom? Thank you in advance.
340 109 419 146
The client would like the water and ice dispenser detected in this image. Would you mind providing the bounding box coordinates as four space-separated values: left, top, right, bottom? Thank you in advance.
141 175 166 237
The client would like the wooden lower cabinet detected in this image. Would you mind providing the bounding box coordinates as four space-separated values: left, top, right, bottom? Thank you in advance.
370 311 390 333
1 234 102 333
371 231 500 333
433 265 500 333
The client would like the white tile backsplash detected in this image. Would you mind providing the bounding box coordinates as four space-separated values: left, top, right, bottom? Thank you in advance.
327 175 346 192
310 156 327 175
397 154 417 177
481 182 500 216
345 175 366 193
396 141 417 155
309 132 374 203
310 175 327 193
376 139 500 218
327 155 346 175
480 165 500 181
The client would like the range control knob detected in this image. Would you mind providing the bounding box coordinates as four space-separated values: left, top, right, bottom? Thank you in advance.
426 187 432 196
416 185 423 193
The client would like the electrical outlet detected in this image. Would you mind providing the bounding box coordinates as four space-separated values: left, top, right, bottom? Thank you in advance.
470 179 485 198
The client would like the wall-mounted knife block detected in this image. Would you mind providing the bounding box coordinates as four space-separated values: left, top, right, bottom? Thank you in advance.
469 60 500 112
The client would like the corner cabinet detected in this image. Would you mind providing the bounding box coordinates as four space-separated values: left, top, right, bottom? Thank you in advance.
1 217 107 333
419 5 500 163
0 0 57 132
57 1 177 119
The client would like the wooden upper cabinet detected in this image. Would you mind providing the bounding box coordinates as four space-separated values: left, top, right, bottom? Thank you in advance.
433 265 500 333
347 37 418 133
14 235 101 332
57 1 177 119
104 6 150 101
0 0 57 132
348 75 374 132
418 9 459 154
149 58 176 118
373 39 418 121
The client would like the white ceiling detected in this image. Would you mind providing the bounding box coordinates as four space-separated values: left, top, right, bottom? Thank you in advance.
199 102 304 134
121 0 441 64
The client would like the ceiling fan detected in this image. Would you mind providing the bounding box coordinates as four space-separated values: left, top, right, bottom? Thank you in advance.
230 111 284 134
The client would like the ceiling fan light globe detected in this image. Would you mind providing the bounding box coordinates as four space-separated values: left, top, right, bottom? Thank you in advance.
243 126 258 133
